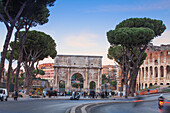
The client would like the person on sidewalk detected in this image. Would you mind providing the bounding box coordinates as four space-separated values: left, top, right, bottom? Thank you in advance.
96 93 99 99
43 91 46 98
13 90 18 101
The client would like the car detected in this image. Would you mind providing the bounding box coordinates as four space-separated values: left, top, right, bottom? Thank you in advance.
0 88 8 101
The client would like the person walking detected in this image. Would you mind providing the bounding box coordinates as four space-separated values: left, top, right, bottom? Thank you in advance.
14 90 18 101
43 91 46 98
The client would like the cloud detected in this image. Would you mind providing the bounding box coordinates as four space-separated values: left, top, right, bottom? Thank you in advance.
86 0 170 13
152 30 170 46
64 32 99 48
39 57 54 64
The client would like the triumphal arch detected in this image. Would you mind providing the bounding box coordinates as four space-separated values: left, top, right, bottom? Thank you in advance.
53 55 102 92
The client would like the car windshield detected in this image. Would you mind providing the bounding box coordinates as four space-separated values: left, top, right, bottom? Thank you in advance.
0 89 3 94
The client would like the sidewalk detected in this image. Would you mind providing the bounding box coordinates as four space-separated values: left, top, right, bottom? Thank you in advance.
6 93 168 101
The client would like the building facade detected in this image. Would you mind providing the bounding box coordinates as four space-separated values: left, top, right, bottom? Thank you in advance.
37 63 54 86
53 55 102 92
102 65 118 81
137 44 170 90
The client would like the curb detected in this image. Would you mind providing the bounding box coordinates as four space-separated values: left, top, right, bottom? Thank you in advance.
71 99 158 113
70 104 87 113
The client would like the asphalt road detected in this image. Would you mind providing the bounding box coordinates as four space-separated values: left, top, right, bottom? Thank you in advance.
88 100 170 113
0 94 169 113
0 99 80 113
0 99 118 113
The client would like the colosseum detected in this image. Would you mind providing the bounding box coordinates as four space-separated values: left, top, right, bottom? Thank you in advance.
136 43 170 90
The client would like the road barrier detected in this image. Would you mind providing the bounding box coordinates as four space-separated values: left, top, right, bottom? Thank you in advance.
138 89 158 95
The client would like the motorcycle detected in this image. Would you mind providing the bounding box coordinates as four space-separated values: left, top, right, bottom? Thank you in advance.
70 91 80 100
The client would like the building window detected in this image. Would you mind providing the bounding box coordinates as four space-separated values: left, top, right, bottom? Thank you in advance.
150 53 152 59
167 51 170 55
160 52 163 57
154 60 158 65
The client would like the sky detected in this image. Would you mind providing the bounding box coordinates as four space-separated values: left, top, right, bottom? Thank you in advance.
0 0 170 68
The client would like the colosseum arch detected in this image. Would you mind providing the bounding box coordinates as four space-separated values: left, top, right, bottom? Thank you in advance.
53 55 102 93
150 66 153 78
155 67 158 77
160 66 164 77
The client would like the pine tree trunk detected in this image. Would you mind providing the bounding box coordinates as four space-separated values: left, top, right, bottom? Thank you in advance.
15 35 24 92
25 66 33 95
0 28 14 82
6 31 18 93
130 67 138 97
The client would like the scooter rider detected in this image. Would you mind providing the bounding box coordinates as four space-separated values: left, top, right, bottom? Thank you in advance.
158 94 164 101
158 94 164 108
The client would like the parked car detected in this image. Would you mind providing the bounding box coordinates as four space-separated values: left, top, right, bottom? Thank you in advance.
0 88 8 101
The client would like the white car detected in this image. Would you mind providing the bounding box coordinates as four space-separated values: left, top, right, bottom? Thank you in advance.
0 88 8 101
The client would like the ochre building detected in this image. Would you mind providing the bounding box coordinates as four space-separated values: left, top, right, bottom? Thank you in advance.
37 63 54 86
102 65 118 81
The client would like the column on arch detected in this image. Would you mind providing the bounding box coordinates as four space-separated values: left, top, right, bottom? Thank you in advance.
54 68 59 90
97 68 102 92
84 68 89 92
66 68 71 91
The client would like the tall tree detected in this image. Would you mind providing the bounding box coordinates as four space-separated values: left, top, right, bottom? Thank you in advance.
11 30 57 94
108 45 147 95
0 0 56 83
107 17 166 97
14 1 55 92
0 0 27 81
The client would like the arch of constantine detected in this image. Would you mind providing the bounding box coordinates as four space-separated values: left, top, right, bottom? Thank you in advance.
53 55 102 92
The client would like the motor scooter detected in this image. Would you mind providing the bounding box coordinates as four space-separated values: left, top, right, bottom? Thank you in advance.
158 95 164 109
70 91 80 100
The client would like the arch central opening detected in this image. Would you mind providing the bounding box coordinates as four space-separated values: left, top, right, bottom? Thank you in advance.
59 80 65 93
71 73 84 91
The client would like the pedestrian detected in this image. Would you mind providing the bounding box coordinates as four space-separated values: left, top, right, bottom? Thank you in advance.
109 91 112 97
43 91 46 98
96 93 99 99
14 90 18 101
92 91 95 98
147 89 150 95
65 91 66 96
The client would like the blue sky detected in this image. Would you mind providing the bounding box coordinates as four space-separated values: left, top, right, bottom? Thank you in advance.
0 0 170 67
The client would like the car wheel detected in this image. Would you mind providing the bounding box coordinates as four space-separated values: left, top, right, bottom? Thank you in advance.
5 98 7 101
1 97 3 101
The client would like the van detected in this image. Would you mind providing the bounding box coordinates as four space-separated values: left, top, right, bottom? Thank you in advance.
0 88 8 101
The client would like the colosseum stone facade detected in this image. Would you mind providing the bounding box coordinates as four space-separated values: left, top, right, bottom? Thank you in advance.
137 43 170 90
